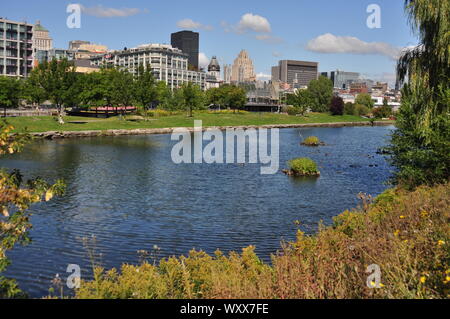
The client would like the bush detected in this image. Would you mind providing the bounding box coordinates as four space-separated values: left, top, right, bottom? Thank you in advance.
354 104 370 116
344 102 355 115
283 106 300 116
329 96 344 115
355 93 375 109
301 136 321 146
287 157 320 176
372 105 393 119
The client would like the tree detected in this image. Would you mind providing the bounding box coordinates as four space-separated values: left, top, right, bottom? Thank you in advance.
221 85 247 112
291 90 314 116
329 96 344 115
308 76 333 113
0 123 65 298
22 72 47 108
387 0 449 188
206 87 222 109
134 64 157 109
30 58 77 124
78 72 108 107
155 81 171 107
355 93 374 109
111 69 134 108
181 83 205 117
0 77 22 117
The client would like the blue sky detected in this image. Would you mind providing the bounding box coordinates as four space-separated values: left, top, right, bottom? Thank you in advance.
1 0 418 85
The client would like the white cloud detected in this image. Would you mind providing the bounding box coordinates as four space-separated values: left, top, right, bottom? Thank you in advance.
255 34 283 44
272 51 282 57
199 53 210 69
177 19 213 31
306 33 400 60
81 5 147 18
256 72 271 81
237 13 271 33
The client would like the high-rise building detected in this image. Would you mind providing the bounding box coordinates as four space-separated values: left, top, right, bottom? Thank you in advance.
330 70 360 89
171 31 199 70
0 18 34 77
33 21 52 51
231 50 256 83
223 64 232 84
272 60 318 88
91 43 206 90
271 66 280 82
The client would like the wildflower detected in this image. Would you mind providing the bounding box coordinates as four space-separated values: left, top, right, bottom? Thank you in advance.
420 276 427 284
421 211 428 218
399 215 406 219
438 240 445 246
45 190 54 202
394 230 400 237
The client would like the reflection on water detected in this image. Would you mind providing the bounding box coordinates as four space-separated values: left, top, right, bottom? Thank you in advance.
0 126 394 297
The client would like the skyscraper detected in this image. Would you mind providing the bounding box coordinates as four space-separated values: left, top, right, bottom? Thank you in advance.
171 30 199 70
272 60 318 88
33 21 52 51
330 70 360 89
223 64 232 84
231 50 256 83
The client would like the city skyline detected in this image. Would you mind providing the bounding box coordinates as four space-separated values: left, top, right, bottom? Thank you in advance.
0 0 418 86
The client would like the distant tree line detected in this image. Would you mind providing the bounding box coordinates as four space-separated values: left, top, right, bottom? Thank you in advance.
0 59 248 122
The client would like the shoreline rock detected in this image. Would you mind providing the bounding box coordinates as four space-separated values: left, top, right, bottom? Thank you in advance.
29 121 395 140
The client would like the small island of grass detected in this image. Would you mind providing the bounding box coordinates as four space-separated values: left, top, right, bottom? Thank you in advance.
301 136 324 147
283 157 320 177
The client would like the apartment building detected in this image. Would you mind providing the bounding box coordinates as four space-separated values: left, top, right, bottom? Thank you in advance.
91 43 206 90
0 18 34 77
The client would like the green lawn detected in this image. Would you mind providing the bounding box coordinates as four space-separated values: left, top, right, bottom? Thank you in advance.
5 112 374 133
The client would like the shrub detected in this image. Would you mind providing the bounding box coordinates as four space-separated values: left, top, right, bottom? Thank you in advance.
301 136 321 146
354 104 370 116
283 106 300 116
287 157 320 176
329 96 344 115
372 105 393 119
355 93 374 109
344 102 355 115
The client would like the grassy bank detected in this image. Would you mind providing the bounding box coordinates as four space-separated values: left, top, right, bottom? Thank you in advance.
5 112 374 134
74 183 449 299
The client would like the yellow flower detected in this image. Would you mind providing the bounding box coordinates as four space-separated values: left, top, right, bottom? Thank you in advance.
420 276 427 284
394 230 400 237
438 240 445 246
399 215 406 219
421 211 428 217
1 207 9 217
45 190 54 202
7 147 14 154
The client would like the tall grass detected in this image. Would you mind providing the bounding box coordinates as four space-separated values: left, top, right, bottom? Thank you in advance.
75 183 449 299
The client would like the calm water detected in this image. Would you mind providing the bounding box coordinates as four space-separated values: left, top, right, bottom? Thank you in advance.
0 126 394 297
